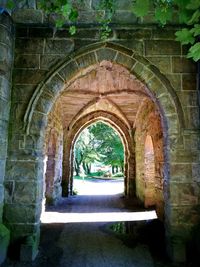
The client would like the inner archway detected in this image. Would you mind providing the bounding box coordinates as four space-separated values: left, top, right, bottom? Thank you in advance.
72 121 125 196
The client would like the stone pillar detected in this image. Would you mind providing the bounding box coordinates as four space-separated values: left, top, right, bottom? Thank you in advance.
62 133 70 196
0 10 14 264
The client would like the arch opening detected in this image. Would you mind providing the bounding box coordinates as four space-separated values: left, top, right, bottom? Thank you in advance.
72 121 125 196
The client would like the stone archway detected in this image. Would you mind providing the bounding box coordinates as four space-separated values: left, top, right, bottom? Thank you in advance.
62 111 134 198
4 42 189 262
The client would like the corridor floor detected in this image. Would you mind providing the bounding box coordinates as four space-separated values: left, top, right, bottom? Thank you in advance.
3 179 171 267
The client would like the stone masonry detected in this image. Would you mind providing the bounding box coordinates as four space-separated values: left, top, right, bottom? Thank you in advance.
0 0 199 264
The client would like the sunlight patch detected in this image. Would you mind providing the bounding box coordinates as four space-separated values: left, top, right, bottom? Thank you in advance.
41 211 157 224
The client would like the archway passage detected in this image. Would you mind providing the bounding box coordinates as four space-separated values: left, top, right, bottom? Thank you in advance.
6 43 183 263
72 121 125 196
42 60 165 219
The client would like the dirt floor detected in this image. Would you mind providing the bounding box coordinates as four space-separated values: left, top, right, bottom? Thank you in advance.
3 179 173 267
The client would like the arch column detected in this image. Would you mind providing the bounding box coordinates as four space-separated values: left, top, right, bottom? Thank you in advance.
0 11 14 264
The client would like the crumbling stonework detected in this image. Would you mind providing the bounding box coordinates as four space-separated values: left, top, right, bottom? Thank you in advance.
0 1 199 264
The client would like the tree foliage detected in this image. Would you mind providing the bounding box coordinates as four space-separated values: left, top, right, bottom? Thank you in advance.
5 0 200 61
74 122 124 176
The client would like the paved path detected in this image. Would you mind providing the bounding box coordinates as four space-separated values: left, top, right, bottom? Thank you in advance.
3 179 171 267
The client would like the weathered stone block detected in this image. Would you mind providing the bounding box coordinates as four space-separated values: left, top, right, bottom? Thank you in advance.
0 138 7 160
96 48 117 63
115 29 152 40
0 25 12 47
0 160 6 184
14 54 40 69
115 52 136 70
40 54 64 70
0 98 10 121
170 163 192 182
112 11 138 24
0 43 12 73
151 29 177 40
13 181 39 204
29 111 48 135
147 56 171 74
45 39 74 55
15 38 44 54
182 74 197 91
157 94 176 115
35 92 54 114
6 160 37 181
44 74 64 96
73 29 100 40
146 76 167 98
113 40 144 55
0 224 10 265
75 51 97 69
132 62 153 83
12 84 36 103
12 9 43 24
3 204 41 224
166 74 181 91
58 60 79 81
13 69 46 84
145 40 181 56
29 27 54 38
15 27 28 38
172 57 196 73
186 107 200 129
0 75 10 100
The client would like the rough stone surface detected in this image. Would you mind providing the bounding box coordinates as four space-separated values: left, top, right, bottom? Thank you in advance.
0 4 199 265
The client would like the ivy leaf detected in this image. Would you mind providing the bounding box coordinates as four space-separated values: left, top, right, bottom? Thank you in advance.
61 3 72 17
6 0 15 9
178 9 193 23
69 8 78 22
174 0 191 8
55 18 65 28
175 28 195 45
132 0 149 17
187 9 200 25
187 42 200 61
186 0 200 10
69 25 76 35
155 6 172 25
191 24 200 36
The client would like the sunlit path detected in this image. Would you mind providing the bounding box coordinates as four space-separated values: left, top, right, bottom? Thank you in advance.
73 178 124 195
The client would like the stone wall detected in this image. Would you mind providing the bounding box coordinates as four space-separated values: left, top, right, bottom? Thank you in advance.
45 101 63 206
135 99 164 220
0 11 14 264
0 2 199 264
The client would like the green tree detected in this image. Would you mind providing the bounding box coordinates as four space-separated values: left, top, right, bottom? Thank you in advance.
74 122 124 176
88 122 124 173
74 128 100 176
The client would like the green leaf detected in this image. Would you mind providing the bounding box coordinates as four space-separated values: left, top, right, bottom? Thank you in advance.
186 0 200 10
178 9 193 24
69 8 78 22
174 0 191 8
155 6 172 25
187 42 200 61
69 25 76 35
55 18 65 28
187 9 200 25
132 0 149 17
61 3 72 17
6 0 15 9
175 28 195 45
191 24 200 36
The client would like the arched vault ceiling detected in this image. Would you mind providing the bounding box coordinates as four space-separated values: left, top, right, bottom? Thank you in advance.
59 61 150 128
